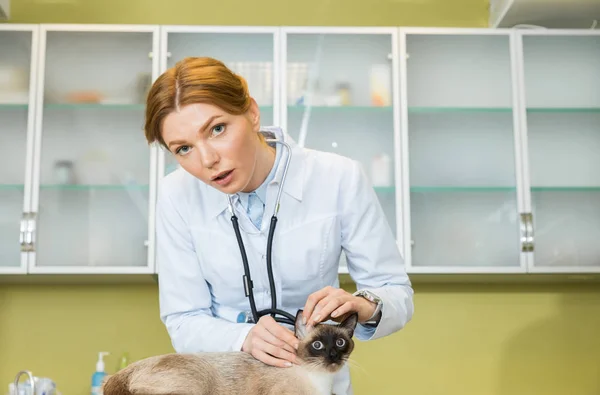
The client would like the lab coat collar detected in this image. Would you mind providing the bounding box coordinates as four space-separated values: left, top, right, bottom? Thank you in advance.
203 127 304 218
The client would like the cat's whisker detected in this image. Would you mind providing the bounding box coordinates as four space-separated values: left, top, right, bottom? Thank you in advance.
345 358 372 379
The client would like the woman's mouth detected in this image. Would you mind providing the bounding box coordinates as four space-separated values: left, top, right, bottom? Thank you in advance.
212 170 234 186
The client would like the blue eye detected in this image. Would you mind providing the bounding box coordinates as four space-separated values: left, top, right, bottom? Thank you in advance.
176 145 191 155
312 341 324 350
211 124 225 136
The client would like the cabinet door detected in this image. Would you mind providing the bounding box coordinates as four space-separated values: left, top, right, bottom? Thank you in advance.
517 31 600 273
159 26 279 180
29 25 159 274
0 26 38 274
401 29 526 273
282 28 401 275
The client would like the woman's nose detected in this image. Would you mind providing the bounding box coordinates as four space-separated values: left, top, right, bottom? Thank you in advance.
198 143 219 168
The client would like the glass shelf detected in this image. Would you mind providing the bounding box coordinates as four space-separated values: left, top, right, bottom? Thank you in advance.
39 184 149 190
0 104 29 110
373 186 395 193
411 186 516 192
408 107 512 113
0 184 25 190
43 103 146 110
526 107 600 113
288 105 392 112
411 186 600 192
402 107 600 114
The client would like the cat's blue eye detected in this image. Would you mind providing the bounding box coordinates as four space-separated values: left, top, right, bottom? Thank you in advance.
211 124 226 137
336 338 346 348
175 145 191 156
312 341 324 350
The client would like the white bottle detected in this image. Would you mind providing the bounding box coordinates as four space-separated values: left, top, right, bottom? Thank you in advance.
91 352 110 395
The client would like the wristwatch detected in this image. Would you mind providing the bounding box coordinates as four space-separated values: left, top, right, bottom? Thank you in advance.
353 289 383 325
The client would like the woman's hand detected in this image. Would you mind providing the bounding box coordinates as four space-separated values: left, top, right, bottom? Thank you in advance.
241 315 300 368
302 286 376 328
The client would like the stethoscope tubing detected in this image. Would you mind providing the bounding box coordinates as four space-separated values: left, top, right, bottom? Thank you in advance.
227 135 296 326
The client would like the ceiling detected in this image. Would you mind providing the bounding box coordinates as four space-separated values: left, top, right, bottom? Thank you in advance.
492 0 600 28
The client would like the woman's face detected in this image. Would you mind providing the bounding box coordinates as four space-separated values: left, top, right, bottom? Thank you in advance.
161 100 264 194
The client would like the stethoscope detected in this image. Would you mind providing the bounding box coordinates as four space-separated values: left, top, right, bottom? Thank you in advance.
229 134 297 327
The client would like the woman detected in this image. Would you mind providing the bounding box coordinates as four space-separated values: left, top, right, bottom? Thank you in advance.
146 57 414 394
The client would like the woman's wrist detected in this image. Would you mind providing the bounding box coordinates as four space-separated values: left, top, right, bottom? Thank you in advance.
354 296 377 323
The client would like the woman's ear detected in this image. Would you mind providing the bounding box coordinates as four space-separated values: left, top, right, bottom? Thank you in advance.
247 97 261 131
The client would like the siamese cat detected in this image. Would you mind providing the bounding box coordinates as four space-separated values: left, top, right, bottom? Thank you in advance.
102 310 358 395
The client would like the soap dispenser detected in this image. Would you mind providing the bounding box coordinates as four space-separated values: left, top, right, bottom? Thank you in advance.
91 351 110 395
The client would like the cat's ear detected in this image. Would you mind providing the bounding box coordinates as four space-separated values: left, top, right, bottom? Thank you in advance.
339 312 359 337
295 309 308 340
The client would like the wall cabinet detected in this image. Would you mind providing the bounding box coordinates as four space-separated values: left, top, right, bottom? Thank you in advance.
1 24 598 279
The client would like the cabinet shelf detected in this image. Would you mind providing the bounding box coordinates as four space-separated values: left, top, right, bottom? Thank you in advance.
410 186 600 192
406 107 600 114
0 184 149 190
43 103 146 110
39 184 149 190
7 184 597 193
408 107 512 113
288 105 392 112
0 104 29 110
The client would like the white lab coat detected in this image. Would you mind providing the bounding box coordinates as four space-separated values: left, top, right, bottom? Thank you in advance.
156 127 414 395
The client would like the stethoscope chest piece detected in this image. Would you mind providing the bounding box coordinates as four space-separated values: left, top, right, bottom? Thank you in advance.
237 310 253 324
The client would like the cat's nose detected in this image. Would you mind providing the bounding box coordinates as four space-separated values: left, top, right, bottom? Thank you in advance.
329 349 338 359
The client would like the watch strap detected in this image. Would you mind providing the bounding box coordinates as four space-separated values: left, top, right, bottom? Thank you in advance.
353 289 382 324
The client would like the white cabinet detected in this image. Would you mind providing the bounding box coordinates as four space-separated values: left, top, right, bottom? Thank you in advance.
1 24 160 275
0 24 39 274
1 24 598 279
398 28 600 275
399 28 526 274
280 27 402 274
516 30 600 274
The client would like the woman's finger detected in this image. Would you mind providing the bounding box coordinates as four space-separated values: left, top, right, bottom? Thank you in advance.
309 295 349 326
255 323 286 348
330 301 355 322
261 341 297 364
262 317 300 351
302 286 334 323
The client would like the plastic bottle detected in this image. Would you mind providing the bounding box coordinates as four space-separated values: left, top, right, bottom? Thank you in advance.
91 352 110 395
116 352 130 371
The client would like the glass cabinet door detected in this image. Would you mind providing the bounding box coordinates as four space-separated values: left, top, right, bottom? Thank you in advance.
0 26 37 273
160 27 279 179
402 30 525 272
30 26 158 273
282 28 400 270
519 32 600 272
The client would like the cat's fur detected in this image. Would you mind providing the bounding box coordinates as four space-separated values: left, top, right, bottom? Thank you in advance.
102 310 358 395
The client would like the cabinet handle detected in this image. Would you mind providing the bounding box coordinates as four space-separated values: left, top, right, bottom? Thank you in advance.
520 213 534 252
526 212 534 251
23 212 37 252
19 214 27 251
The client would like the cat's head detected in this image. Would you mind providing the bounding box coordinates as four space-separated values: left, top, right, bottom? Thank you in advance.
294 309 358 373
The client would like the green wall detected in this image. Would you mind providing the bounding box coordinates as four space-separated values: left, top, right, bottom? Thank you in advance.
6 0 489 26
3 1 600 394
1 282 600 395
